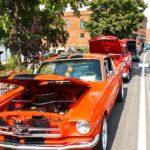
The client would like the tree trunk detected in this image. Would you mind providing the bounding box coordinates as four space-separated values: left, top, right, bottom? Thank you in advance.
9 0 21 66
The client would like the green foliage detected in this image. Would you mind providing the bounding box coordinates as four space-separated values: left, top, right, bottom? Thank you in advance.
5 57 16 69
26 68 34 74
85 0 147 39
0 0 89 63
77 46 89 53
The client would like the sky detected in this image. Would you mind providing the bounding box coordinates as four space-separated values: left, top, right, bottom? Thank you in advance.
144 0 150 29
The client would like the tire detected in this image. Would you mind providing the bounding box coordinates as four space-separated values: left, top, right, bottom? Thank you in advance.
117 81 124 102
94 116 108 150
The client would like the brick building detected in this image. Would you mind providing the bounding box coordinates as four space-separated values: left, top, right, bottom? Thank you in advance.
146 29 150 43
131 17 147 42
63 11 92 49
63 10 147 48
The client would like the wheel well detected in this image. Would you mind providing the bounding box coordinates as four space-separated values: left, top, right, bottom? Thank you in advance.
104 111 109 119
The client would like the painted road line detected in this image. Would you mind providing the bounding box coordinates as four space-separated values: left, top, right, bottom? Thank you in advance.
139 63 149 68
138 52 148 150
146 73 150 116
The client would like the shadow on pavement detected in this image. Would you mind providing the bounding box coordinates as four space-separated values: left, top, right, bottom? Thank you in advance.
107 87 128 150
130 62 142 79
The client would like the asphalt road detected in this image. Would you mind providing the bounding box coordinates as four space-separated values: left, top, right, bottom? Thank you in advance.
107 51 150 150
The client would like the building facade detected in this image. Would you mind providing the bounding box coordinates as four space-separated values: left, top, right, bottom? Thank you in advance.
131 17 147 42
63 11 92 49
63 10 147 48
146 29 150 43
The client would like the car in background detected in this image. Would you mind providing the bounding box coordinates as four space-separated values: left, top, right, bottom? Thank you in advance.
0 53 123 150
121 39 141 62
143 42 150 51
89 36 132 82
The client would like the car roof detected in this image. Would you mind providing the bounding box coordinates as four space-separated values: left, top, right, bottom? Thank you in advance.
44 53 107 62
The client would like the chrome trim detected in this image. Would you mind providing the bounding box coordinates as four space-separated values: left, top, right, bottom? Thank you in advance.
122 73 128 78
0 126 59 131
0 134 100 150
0 126 61 138
29 127 60 132
0 130 61 138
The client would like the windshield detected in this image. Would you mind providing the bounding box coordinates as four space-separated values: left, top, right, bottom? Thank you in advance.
38 59 102 81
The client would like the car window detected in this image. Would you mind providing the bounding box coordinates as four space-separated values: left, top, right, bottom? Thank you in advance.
127 41 137 53
38 59 102 81
104 57 114 77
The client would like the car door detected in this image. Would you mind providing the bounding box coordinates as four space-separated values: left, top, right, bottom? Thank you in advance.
104 57 120 114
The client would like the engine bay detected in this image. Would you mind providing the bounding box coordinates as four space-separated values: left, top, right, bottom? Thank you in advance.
4 84 86 114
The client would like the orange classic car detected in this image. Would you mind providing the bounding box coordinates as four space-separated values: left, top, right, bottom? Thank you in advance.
89 36 132 82
0 53 123 150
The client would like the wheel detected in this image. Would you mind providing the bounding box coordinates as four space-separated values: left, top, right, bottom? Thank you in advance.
94 116 108 150
117 81 124 102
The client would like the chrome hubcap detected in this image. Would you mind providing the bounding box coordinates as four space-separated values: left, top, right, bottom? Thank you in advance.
102 118 107 150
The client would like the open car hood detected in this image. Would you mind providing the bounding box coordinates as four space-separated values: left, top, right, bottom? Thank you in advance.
120 39 136 53
0 74 91 88
89 36 123 54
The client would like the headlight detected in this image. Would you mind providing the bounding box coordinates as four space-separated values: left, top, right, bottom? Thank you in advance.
76 120 91 134
122 61 126 67
0 83 18 95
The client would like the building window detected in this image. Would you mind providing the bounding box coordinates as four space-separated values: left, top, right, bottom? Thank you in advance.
80 18 85 29
80 33 84 38
66 19 70 29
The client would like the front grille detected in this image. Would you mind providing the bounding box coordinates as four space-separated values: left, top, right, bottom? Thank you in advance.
0 117 61 138
0 126 61 138
5 136 45 144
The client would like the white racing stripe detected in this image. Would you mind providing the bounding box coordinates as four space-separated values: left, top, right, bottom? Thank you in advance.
138 52 148 150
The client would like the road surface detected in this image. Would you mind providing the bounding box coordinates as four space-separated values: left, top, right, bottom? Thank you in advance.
108 51 150 150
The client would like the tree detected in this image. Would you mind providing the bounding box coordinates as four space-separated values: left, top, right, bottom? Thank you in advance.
0 0 88 65
85 0 147 39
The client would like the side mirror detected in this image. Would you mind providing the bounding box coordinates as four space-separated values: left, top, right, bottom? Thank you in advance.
109 71 115 75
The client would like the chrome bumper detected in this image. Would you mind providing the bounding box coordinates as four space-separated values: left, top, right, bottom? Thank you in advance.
123 72 128 78
0 134 100 150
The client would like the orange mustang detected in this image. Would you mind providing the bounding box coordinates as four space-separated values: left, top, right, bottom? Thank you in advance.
0 54 123 150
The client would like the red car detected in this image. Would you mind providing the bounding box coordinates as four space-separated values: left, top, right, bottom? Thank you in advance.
89 36 132 82
121 39 141 62
0 53 123 150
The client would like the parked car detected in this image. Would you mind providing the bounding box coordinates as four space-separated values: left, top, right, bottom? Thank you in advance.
143 42 150 51
121 39 141 62
0 53 123 150
89 36 132 82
